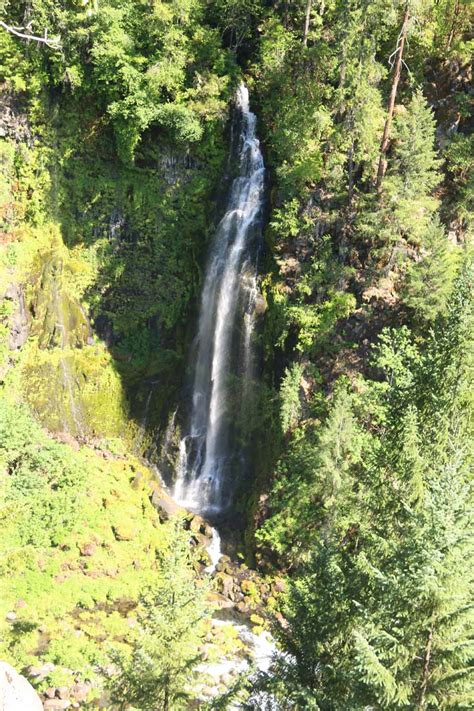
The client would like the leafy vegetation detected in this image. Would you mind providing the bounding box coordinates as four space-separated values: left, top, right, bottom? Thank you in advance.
0 0 473 708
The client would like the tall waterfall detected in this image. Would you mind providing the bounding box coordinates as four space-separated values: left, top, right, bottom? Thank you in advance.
174 84 264 517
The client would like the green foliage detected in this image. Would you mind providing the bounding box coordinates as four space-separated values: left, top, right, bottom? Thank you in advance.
107 520 210 711
0 396 181 683
444 133 474 232
258 264 474 708
279 362 303 434
0 399 85 547
401 219 458 321
1 2 473 708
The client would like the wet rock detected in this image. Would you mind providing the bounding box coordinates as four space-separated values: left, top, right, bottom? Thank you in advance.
215 555 232 573
254 293 267 315
31 252 91 350
157 150 199 187
0 661 43 711
4 284 29 350
186 514 213 539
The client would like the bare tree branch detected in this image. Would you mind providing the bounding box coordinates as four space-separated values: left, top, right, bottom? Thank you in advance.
0 20 62 49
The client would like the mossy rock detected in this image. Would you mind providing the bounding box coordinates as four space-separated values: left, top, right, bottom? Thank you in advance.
31 251 91 350
21 343 127 439
112 522 137 542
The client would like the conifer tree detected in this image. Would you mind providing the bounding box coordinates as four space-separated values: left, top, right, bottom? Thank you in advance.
401 219 456 321
107 520 209 711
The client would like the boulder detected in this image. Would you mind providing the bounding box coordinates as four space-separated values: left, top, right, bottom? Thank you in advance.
215 573 234 599
43 700 71 710
70 683 89 703
79 542 96 557
56 687 69 700
27 663 55 681
0 661 43 711
112 522 136 541
187 515 213 539
272 577 286 594
236 601 250 615
150 488 183 522
215 555 232 573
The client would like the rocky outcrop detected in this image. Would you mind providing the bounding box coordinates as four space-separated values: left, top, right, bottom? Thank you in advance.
4 284 29 351
0 661 42 711
148 479 185 522
0 94 32 145
157 150 200 187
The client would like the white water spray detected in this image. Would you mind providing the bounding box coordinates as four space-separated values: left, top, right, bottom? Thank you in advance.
174 84 264 518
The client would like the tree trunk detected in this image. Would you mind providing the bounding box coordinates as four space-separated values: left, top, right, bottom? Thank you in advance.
446 0 461 51
375 4 410 191
348 140 355 205
418 626 434 710
303 0 312 46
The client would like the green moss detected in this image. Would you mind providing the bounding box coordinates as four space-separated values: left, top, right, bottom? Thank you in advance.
20 342 127 438
0 399 173 682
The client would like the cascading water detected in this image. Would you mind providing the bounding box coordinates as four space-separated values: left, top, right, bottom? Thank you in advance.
174 84 264 518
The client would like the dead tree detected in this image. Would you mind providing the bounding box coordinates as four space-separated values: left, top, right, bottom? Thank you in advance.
0 20 61 50
375 3 410 191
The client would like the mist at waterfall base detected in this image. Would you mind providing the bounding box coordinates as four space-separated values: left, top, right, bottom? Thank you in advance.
173 83 265 526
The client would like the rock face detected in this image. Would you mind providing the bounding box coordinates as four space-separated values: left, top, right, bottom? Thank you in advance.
0 661 43 711
4 284 29 351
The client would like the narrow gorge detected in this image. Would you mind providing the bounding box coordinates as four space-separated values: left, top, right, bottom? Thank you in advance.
1 1 472 710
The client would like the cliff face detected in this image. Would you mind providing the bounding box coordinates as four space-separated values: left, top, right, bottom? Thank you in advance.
0 92 228 449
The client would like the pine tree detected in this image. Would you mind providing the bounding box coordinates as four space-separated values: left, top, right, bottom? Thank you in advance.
107 520 210 711
401 219 457 322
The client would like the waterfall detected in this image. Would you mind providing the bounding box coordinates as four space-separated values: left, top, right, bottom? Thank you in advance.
174 84 264 517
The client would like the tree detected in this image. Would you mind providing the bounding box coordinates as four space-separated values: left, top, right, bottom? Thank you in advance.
376 2 410 190
401 219 457 321
258 264 474 708
107 520 210 710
